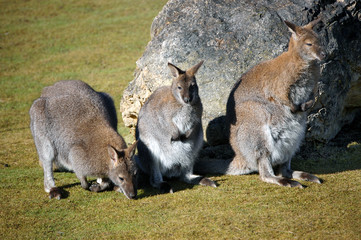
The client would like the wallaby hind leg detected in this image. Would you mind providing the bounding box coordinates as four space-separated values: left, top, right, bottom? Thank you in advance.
150 165 173 194
136 140 173 193
277 160 322 184
30 100 62 199
258 152 303 188
36 137 62 199
89 178 112 192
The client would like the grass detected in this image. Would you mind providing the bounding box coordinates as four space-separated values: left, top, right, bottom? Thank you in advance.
1 0 360 239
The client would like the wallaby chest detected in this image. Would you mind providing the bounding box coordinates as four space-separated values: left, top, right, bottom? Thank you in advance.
172 103 201 134
289 69 318 105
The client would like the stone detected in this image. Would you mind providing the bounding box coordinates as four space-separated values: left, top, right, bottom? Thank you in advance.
120 0 361 144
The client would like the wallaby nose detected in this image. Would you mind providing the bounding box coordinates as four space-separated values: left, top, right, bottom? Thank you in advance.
319 51 326 60
183 95 193 104
121 183 137 199
128 192 137 199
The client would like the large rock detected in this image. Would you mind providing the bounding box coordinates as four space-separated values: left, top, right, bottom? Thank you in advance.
121 0 361 144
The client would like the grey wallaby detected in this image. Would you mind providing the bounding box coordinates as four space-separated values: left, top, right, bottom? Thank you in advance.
195 19 325 188
136 61 216 193
30 80 137 199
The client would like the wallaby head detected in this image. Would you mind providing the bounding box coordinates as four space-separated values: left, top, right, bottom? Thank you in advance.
285 19 326 62
168 61 204 105
107 141 138 199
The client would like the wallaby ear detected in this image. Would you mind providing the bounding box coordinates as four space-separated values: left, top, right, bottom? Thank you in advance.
186 60 204 76
304 18 321 29
108 145 121 165
284 20 299 40
168 63 185 78
126 141 138 158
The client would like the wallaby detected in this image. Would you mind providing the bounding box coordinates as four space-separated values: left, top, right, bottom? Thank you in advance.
30 80 137 199
195 19 325 188
135 61 216 193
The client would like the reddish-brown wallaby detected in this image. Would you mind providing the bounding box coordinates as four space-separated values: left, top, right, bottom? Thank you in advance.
30 80 137 199
195 19 325 188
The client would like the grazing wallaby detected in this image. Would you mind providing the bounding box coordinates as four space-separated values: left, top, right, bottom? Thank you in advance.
136 61 216 193
30 80 137 199
195 19 325 188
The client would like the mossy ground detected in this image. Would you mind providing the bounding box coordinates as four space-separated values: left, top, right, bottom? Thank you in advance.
1 0 360 239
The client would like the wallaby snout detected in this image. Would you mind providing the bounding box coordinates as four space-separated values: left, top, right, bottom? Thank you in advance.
108 141 138 199
183 89 194 104
119 181 137 199
317 49 326 61
308 44 326 61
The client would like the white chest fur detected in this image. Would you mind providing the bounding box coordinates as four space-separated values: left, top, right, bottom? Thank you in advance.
263 110 307 166
172 105 199 134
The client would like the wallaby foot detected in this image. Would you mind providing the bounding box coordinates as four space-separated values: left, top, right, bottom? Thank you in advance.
277 178 304 188
199 177 217 187
259 155 304 188
49 187 62 199
182 173 217 188
159 182 173 194
292 171 322 184
261 174 304 188
276 162 322 184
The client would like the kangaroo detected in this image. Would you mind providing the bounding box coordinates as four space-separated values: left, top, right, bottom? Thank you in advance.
136 61 216 193
195 19 325 188
30 80 137 199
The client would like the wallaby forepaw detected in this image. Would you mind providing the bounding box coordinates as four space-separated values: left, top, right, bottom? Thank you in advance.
301 99 314 112
200 177 217 188
89 183 101 192
159 182 173 194
49 187 62 200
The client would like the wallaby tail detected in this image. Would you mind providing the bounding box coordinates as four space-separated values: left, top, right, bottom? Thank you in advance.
194 158 233 175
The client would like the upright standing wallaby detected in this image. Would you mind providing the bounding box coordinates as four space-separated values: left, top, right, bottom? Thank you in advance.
30 80 137 199
136 61 216 193
195 19 325 188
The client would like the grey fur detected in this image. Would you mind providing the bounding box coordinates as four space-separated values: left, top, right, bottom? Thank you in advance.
136 61 216 193
30 80 137 199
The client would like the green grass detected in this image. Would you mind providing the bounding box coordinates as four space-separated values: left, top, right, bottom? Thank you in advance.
1 0 360 239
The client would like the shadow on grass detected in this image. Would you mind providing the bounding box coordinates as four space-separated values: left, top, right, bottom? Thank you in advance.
294 112 361 175
135 175 199 199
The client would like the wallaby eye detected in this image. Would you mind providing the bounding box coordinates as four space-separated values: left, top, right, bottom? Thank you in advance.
177 86 182 90
306 43 312 46
119 177 124 182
